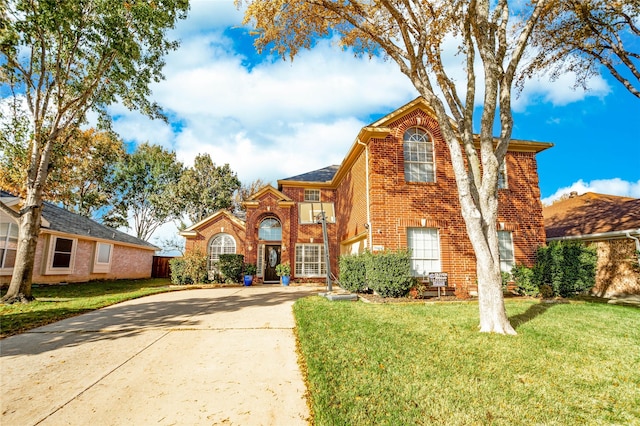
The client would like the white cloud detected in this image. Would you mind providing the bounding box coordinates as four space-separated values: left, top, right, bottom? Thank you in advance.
542 178 640 205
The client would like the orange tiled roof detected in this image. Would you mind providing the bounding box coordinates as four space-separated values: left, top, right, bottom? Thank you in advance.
543 192 640 239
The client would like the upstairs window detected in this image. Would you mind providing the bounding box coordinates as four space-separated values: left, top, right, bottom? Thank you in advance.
403 127 435 183
304 189 321 202
259 218 282 241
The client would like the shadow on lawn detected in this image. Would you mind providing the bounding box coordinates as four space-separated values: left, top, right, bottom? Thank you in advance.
509 301 563 329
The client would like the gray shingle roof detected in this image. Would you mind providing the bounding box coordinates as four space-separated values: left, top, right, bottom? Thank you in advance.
1 191 157 250
280 165 340 183
41 202 158 249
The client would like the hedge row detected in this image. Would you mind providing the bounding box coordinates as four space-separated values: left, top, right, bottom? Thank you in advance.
339 250 414 297
511 241 597 297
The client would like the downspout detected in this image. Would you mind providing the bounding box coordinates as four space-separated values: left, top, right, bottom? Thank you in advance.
625 231 640 267
357 138 372 249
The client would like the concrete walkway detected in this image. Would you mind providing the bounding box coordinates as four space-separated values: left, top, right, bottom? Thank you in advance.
1 286 322 425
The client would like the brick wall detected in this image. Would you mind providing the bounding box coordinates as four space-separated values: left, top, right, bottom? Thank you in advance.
0 233 155 286
184 214 247 261
592 239 640 297
334 109 546 297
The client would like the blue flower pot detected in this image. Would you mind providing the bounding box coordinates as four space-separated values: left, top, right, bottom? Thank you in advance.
243 275 253 286
281 276 290 286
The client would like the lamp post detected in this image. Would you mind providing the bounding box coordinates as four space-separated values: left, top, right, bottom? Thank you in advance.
316 210 332 292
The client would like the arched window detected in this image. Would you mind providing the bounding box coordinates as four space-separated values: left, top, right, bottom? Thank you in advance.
259 217 282 241
403 127 435 182
208 233 236 270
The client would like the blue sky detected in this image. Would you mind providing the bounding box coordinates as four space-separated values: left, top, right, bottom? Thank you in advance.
103 1 639 240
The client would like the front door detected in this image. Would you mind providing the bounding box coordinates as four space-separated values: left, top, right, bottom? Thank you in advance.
264 245 281 282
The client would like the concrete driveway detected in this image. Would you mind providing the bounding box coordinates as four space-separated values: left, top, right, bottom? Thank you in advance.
1 286 321 425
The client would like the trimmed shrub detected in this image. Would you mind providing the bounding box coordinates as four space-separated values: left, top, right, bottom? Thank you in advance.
511 264 538 296
219 254 244 283
533 242 597 297
338 253 369 292
169 257 188 285
169 250 208 285
365 250 413 298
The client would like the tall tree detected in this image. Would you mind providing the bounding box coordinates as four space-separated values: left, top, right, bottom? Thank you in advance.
107 143 183 241
233 178 267 212
527 0 639 99
242 0 552 334
0 0 189 303
176 153 241 224
0 127 125 218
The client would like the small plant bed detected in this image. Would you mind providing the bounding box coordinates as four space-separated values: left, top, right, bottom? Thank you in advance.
358 293 462 304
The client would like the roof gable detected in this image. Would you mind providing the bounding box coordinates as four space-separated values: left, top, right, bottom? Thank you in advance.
543 192 640 238
246 184 292 203
181 209 245 234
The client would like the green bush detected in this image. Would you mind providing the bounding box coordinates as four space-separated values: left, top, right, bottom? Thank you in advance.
511 264 538 296
219 254 244 283
539 284 554 299
169 250 208 285
244 263 257 276
338 253 369 292
365 250 413 298
534 242 597 297
169 257 188 285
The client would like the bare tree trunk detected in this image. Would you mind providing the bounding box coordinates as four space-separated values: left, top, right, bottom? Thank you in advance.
2 189 44 303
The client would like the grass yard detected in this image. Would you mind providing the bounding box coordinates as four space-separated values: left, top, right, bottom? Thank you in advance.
294 297 640 425
0 278 176 338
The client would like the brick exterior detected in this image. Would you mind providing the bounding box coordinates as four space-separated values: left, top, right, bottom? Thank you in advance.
0 232 155 286
592 239 640 297
182 98 549 295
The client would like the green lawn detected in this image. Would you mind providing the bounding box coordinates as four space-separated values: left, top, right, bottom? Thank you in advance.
0 278 176 337
294 297 640 425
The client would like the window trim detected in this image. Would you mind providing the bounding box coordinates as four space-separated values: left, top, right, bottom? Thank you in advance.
498 230 515 274
0 220 19 274
403 127 436 183
258 217 282 241
93 242 113 273
295 243 326 277
498 160 508 189
208 233 237 272
304 189 321 202
44 235 77 275
407 228 442 277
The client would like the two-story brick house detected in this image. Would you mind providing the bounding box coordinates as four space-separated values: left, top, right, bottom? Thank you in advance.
181 97 552 296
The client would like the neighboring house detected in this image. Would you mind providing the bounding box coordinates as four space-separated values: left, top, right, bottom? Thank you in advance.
182 97 551 297
0 191 158 285
543 192 640 297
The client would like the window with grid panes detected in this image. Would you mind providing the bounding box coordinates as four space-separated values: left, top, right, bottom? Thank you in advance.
407 228 441 276
295 244 326 277
403 127 435 182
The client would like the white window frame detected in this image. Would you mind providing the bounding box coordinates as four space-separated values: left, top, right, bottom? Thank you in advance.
298 202 336 224
498 231 515 274
93 242 113 273
0 220 19 274
304 189 321 202
44 235 77 275
407 228 441 277
498 160 508 189
403 127 435 183
295 244 326 277
208 233 236 271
